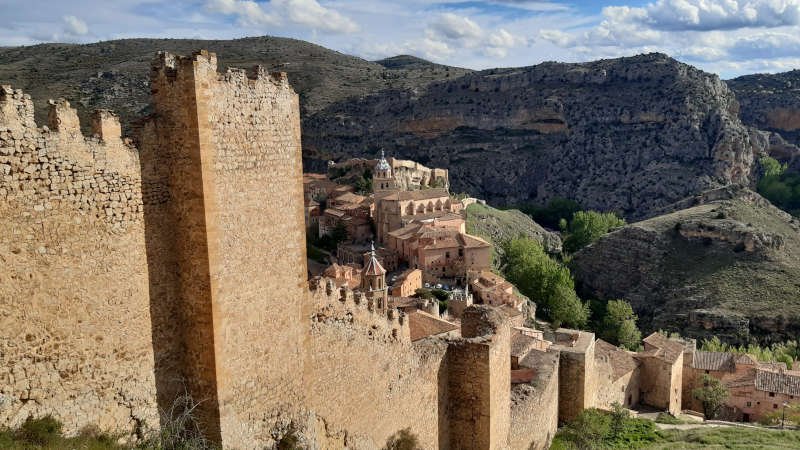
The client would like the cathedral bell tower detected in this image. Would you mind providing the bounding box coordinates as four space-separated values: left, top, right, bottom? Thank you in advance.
373 150 396 194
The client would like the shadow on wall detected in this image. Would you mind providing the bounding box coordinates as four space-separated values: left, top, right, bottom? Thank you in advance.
139 106 223 440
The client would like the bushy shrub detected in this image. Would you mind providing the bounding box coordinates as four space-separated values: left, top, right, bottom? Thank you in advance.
757 156 800 217
563 211 626 253
598 300 642 351
383 428 421 450
552 406 658 449
501 238 589 328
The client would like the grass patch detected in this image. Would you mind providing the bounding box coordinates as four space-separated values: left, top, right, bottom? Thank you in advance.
648 426 800 449
654 413 687 425
0 416 124 450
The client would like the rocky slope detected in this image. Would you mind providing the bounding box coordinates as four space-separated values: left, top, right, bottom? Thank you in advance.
0 37 470 130
464 202 562 254
729 70 800 150
571 186 800 345
304 53 767 219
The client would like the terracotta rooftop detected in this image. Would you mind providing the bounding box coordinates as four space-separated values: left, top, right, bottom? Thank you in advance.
641 332 685 363
408 310 459 342
362 245 386 276
333 192 367 205
692 351 736 372
755 369 800 396
405 211 464 223
595 339 640 381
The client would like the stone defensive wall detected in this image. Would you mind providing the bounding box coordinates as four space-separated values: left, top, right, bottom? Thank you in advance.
1 49 569 449
0 85 158 435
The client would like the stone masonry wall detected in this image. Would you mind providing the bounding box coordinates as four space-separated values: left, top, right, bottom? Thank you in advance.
0 87 158 435
509 349 559 450
447 306 511 450
306 280 446 448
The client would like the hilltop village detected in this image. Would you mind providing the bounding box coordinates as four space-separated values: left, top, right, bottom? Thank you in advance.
1 49 800 450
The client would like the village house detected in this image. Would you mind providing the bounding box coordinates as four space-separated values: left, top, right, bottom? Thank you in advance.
469 270 524 310
322 263 362 289
337 241 398 272
682 348 800 422
386 224 492 285
318 192 373 243
390 268 423 297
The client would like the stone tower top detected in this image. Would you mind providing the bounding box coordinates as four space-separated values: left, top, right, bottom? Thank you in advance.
373 150 397 194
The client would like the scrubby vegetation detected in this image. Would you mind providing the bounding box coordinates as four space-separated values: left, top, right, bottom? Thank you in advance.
562 211 626 253
464 202 560 256
0 397 219 449
692 375 729 419
700 336 800 369
0 416 126 450
551 404 659 449
501 237 589 329
382 428 421 450
757 156 800 217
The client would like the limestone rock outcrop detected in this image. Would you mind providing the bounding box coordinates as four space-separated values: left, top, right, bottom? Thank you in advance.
571 186 800 345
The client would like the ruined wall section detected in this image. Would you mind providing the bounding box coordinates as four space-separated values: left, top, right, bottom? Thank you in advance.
306 279 445 449
509 349 559 450
0 87 158 435
446 306 511 450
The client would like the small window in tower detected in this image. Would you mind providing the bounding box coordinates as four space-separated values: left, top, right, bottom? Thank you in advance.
770 392 775 397
446 251 450 258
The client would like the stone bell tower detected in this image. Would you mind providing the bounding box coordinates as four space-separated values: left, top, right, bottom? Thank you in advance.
361 242 388 311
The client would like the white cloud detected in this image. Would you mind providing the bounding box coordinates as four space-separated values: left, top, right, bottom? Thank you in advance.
206 0 358 33
431 13 484 42
271 0 359 33
63 15 88 36
205 0 278 26
639 0 800 31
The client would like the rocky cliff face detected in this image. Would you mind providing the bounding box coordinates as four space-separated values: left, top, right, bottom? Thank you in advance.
729 70 800 150
304 53 766 219
571 186 800 345
0 39 783 220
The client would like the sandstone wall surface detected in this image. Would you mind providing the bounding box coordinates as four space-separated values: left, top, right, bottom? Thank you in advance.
509 349 559 450
0 87 158 435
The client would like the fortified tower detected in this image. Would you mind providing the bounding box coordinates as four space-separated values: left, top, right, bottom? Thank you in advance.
145 50 308 448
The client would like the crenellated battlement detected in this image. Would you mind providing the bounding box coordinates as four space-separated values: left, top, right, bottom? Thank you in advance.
0 86 143 226
309 277 411 343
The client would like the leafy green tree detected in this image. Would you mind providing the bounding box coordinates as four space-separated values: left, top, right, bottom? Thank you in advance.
693 374 729 419
599 300 642 350
563 210 626 253
757 156 800 217
501 238 589 328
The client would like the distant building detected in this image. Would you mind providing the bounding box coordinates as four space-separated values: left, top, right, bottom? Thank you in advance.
387 224 492 284
391 268 422 297
469 270 524 310
682 348 800 422
373 188 462 244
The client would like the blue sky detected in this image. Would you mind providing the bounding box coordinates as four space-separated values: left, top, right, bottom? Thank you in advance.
1 0 799 78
